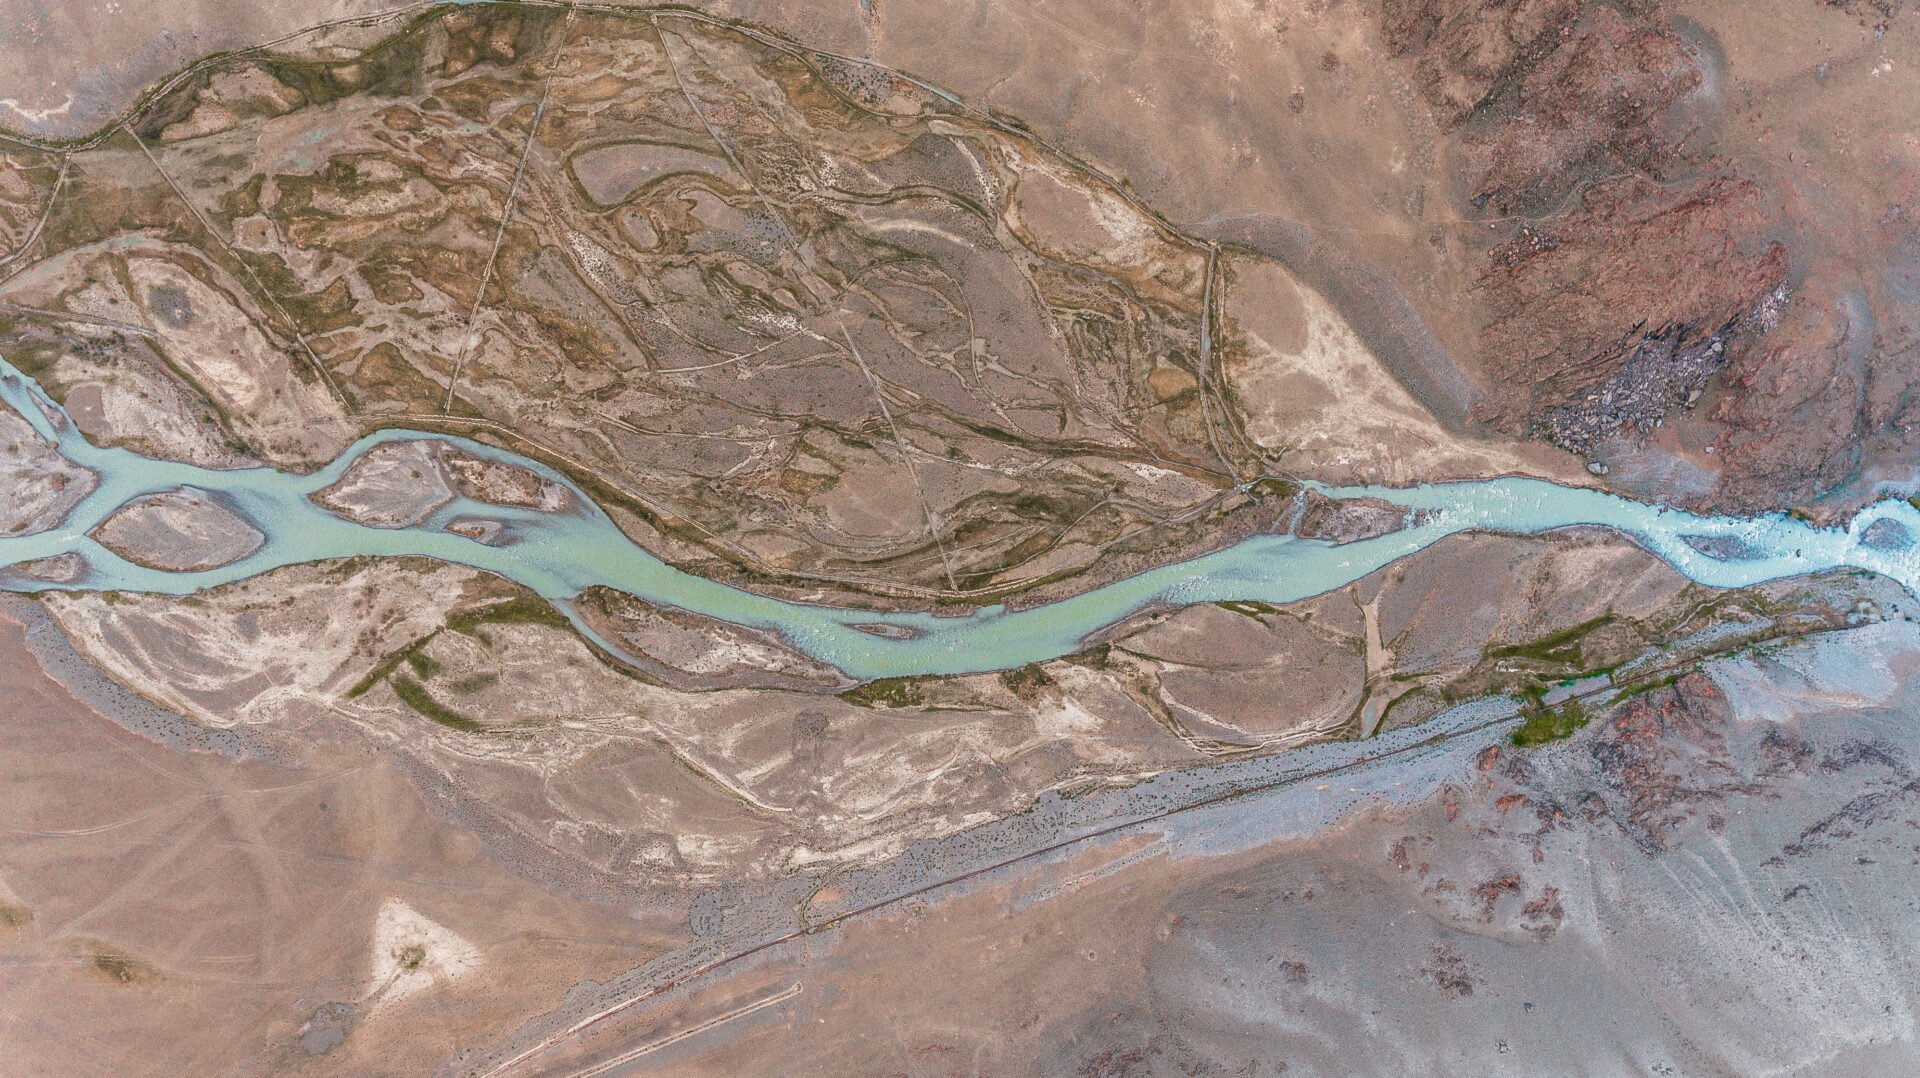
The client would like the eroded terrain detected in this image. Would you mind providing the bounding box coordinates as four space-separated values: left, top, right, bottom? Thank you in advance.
6 573 1917 1074
3 1 1920 1075
0 2 1601 609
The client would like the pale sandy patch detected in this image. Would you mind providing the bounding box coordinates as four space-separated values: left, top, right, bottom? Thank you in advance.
368 898 481 1011
1226 260 1582 488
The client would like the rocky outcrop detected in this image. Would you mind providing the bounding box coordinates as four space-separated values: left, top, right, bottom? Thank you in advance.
1582 672 1746 850
1371 0 1920 511
1711 282 1872 508
1819 0 1909 30
1463 7 1702 214
1293 492 1422 544
1474 176 1788 447
1378 0 1584 124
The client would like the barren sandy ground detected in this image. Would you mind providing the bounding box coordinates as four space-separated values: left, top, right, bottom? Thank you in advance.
12 593 1919 1075
0 606 688 1075
527 622 1920 1077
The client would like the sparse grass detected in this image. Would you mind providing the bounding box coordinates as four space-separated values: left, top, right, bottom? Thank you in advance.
840 676 929 709
1216 599 1280 620
1247 477 1300 500
1008 493 1079 523
391 675 482 732
1064 643 1113 670
394 943 426 972
1613 670 1684 700
87 949 157 984
346 666 391 699
446 595 571 636
1486 614 1614 665
1 337 62 384
1377 686 1439 731
353 589 643 700
346 634 432 699
94 954 140 982
998 663 1054 699
447 671 499 695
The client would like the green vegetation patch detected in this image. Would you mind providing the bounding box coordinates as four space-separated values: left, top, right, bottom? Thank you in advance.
998 663 1055 700
391 675 482 732
347 630 437 698
1247 477 1300 500
840 676 930 709
447 595 571 637
1216 599 1280 620
1612 669 1687 702
0 335 63 384
1487 614 1616 666
1511 698 1592 747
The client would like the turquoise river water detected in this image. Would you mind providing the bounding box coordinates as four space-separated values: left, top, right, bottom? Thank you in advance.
4 357 1918 681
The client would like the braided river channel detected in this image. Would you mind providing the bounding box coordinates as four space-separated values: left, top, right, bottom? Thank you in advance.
5 357 1919 681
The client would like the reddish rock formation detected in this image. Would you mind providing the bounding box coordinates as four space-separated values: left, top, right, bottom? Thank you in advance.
1464 6 1702 214
1370 0 1920 510
1584 672 1750 850
1474 175 1788 446
1712 281 1868 507
1378 0 1584 124
1820 0 1909 30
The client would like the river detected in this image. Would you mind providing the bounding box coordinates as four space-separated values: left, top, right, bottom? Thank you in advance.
4 356 1917 681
